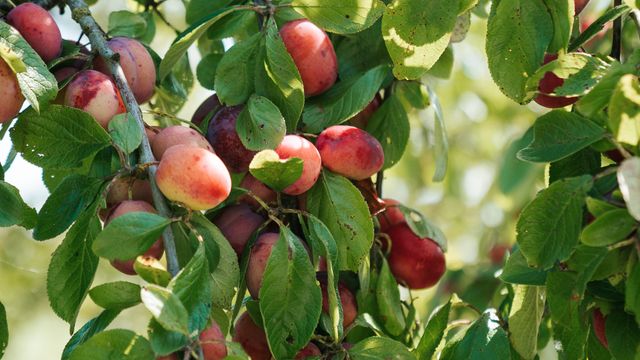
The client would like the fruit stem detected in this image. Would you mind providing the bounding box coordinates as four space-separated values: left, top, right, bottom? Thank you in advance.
611 0 622 60
67 0 181 276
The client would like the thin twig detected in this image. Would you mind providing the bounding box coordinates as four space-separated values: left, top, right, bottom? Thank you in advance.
611 0 622 60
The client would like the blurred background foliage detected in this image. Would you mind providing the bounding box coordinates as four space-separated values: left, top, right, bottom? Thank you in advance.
0 0 637 358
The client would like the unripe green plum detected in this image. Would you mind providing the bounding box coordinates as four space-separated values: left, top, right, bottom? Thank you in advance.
7 3 62 62
592 309 608 349
199 322 228 360
349 94 381 129
316 125 384 180
246 232 279 299
94 37 156 103
386 223 446 289
378 199 404 232
64 70 126 128
533 54 579 109
151 126 213 160
275 135 322 195
106 200 164 275
232 312 271 360
213 204 265 256
156 145 232 210
237 174 277 209
280 19 337 97
320 281 358 328
0 58 24 124
206 105 256 173
192 94 221 126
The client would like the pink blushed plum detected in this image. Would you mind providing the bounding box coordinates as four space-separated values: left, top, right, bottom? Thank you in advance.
275 135 322 195
7 3 62 62
64 70 126 128
151 126 213 160
213 204 265 256
316 125 384 180
0 58 24 123
246 232 279 299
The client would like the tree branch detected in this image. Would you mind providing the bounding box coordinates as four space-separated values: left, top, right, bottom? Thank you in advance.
611 0 622 60
66 0 181 276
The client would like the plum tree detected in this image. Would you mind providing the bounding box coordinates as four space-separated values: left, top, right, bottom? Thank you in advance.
320 281 358 328
213 204 265 256
316 125 384 180
192 94 221 126
377 199 404 232
199 322 227 360
575 0 590 15
0 57 24 124
246 232 279 298
349 95 381 129
279 19 337 97
206 105 256 173
533 54 579 109
385 223 446 289
64 70 126 128
237 174 277 209
156 145 232 210
274 135 322 195
93 37 157 103
593 309 608 349
151 126 213 160
232 312 271 360
106 200 164 275
7 3 62 62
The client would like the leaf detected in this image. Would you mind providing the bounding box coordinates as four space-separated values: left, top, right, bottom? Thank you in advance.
397 205 447 251
609 74 640 146
61 309 121 360
108 113 142 154
349 337 416 359
196 53 222 90
236 95 286 151
376 258 405 336
485 0 553 102
516 175 593 269
168 242 211 317
499 249 547 286
618 157 640 221
440 311 511 360
133 257 172 287
625 262 640 325
547 272 589 360
10 105 111 169
92 212 171 261
395 81 430 109
0 302 7 358
302 65 389 133
141 286 190 335
606 310 640 360
335 21 391 80
34 175 105 240
255 18 305 132
517 111 606 163
186 0 232 24
108 10 148 38
543 0 573 53
214 32 262 106
548 147 601 184
290 0 385 34
69 329 154 360
382 0 460 80
569 4 631 51
249 150 303 192
307 171 374 271
89 282 142 310
365 93 410 169
586 197 619 217
497 128 541 195
147 319 188 356
415 299 451 360
260 228 322 359
427 86 449 182
0 181 36 229
0 21 57 112
581 209 637 246
508 285 545 360
47 213 101 330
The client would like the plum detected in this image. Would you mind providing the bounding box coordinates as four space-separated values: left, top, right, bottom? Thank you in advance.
378 199 404 232
349 95 381 129
52 67 80 104
246 232 279 298
199 322 228 360
0 58 24 124
237 174 277 209
533 54 579 109
106 177 153 207
206 105 256 173
296 343 321 359
320 281 358 328
489 244 511 265
156 145 231 210
280 19 337 97
232 312 271 360
213 204 265 256
316 125 384 180
151 126 213 160
7 3 62 62
275 135 322 195
64 69 126 128
593 309 608 349
192 94 221 126
575 0 590 15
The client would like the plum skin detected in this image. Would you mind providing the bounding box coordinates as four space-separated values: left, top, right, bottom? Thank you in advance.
213 203 265 256
207 105 256 173
320 281 358 328
378 199 404 232
64 70 126 128
0 58 24 124
533 54 579 109
316 125 384 181
280 19 338 97
275 135 322 195
386 223 446 289
246 232 279 299
151 126 213 160
7 3 62 62
199 322 228 360
237 174 277 209
575 0 590 15
106 177 153 207
349 95 382 129
592 309 608 349
156 145 232 211
192 94 222 126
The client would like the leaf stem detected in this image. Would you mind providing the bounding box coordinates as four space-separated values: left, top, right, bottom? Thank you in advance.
611 0 622 60
66 0 180 276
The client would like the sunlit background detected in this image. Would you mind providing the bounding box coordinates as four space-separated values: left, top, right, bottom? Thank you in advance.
0 0 630 358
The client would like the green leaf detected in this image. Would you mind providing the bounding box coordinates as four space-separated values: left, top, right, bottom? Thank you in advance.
69 329 154 360
349 337 416 359
307 171 374 271
382 0 460 80
196 53 222 90
260 228 322 359
618 157 640 221
440 311 511 360
159 6 240 80
508 285 545 360
89 282 142 310
168 242 212 317
147 319 188 356
485 0 553 103
500 249 547 286
10 105 111 169
61 309 121 360
92 212 171 261
290 0 385 34
249 150 303 192
255 18 305 132
34 175 105 240
543 0 573 53
186 0 232 24
141 285 190 335
108 10 148 38
625 262 640 325
335 21 391 80
236 95 286 151
0 180 36 229
606 310 640 360
366 93 409 169
214 32 262 105
0 302 7 358
133 257 172 287
108 113 142 154
608 74 640 146
376 258 405 336
586 197 619 217
581 209 637 246
206 9 258 40
548 147 601 184
569 4 631 51
517 111 606 163
395 81 430 109
302 65 388 133
0 21 57 112
397 205 447 251
154 51 194 114
516 175 593 269
497 128 541 195
427 86 449 182
47 213 101 330
547 272 589 360
415 299 451 360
